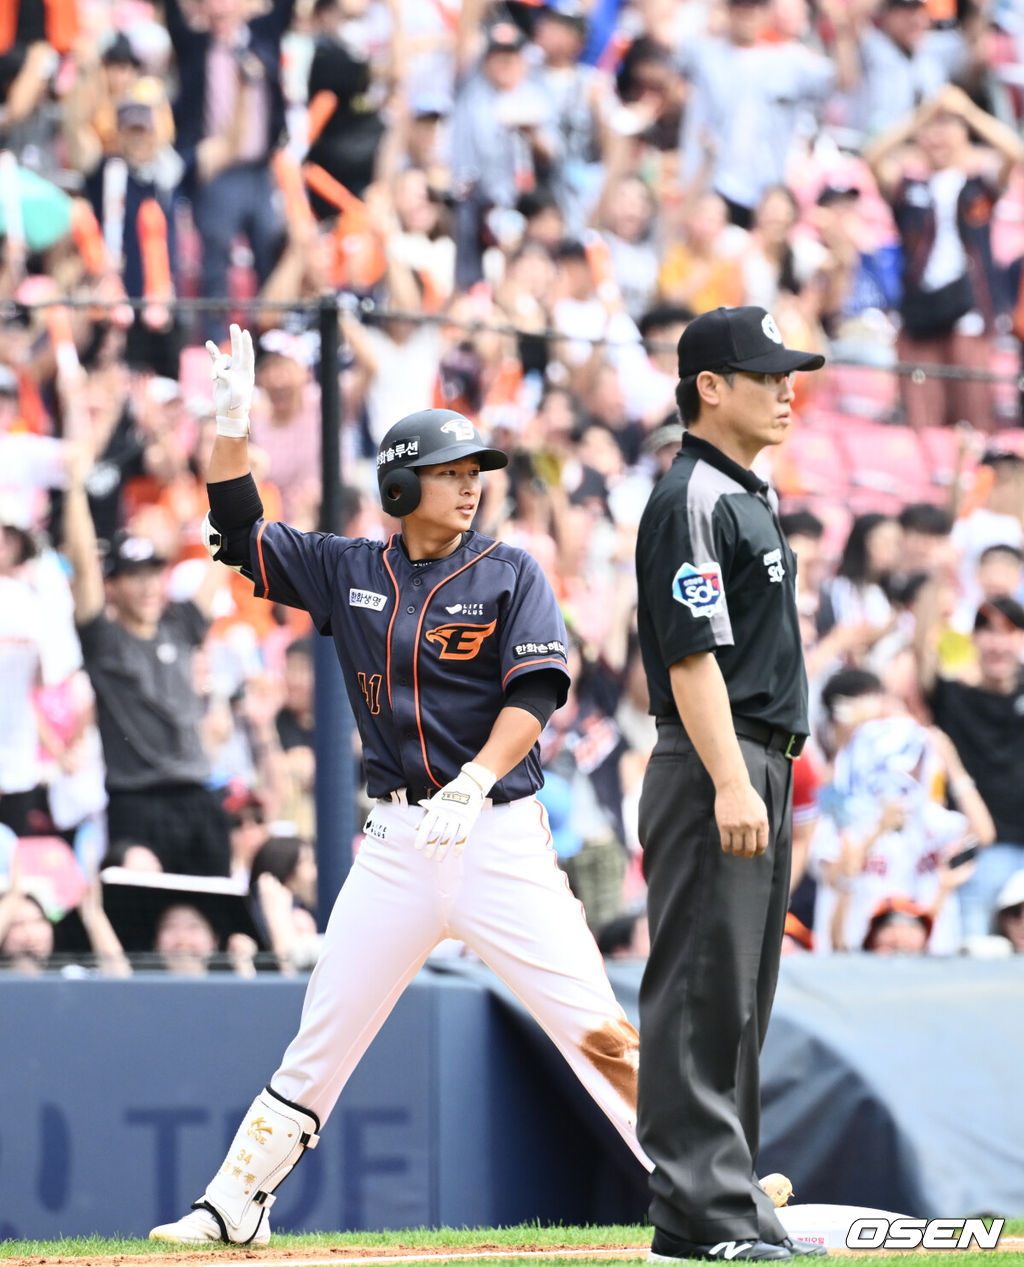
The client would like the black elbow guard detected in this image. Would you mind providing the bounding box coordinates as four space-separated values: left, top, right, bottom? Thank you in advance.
206 474 264 570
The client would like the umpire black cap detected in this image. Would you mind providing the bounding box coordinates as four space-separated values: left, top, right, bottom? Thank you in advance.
377 408 507 517
676 306 825 378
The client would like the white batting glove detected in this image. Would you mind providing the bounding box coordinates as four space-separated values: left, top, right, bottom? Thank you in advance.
205 322 255 437
414 762 497 862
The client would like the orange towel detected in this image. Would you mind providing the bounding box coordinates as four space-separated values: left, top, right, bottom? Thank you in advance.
303 162 386 289
137 197 173 300
70 198 110 277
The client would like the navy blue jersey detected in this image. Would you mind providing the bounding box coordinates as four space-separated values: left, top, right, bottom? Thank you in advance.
249 524 570 800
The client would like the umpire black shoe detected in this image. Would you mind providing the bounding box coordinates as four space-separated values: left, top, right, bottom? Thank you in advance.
649 1228 793 1261
779 1238 827 1257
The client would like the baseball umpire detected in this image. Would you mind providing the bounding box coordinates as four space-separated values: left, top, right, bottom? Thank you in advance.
634 307 826 1262
149 325 650 1246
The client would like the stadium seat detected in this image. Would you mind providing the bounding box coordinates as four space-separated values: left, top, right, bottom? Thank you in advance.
918 426 965 488
777 426 849 498
993 427 1024 455
836 422 936 504
823 363 900 421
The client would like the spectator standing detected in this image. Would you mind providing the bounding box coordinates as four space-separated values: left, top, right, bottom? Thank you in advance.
0 0 70 162
540 637 631 931
811 714 990 953
273 636 316 836
532 0 603 237
451 20 556 287
250 338 321 522
62 32 143 168
624 304 694 431
383 167 456 310
865 85 1024 433
914 589 1024 936
676 0 851 228
549 238 646 404
0 362 72 537
844 0 969 141
595 176 661 325
809 181 902 359
342 288 444 448
76 79 183 378
276 636 315 753
64 472 231 877
76 360 146 548
741 185 827 315
164 0 295 335
779 509 830 654
303 0 387 211
818 511 901 647
658 192 745 315
951 448 1024 629
0 513 67 836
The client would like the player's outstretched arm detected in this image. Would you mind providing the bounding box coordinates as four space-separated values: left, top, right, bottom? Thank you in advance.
206 323 255 482
413 705 542 863
202 323 266 576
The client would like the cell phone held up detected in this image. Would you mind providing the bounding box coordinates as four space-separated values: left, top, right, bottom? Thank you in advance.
947 838 980 870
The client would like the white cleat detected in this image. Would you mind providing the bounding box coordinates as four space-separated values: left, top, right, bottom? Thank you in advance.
149 1205 271 1245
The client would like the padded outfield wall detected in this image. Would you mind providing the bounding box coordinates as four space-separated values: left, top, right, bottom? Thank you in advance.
1 956 1021 1238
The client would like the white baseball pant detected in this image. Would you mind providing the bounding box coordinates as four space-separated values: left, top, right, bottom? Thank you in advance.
271 794 651 1171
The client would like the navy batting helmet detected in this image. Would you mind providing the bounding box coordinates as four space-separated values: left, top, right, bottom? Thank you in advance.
376 409 507 517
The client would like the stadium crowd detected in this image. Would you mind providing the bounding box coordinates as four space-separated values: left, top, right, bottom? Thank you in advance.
1 0 1024 971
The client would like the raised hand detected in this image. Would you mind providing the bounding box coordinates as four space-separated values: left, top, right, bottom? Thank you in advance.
205 322 255 437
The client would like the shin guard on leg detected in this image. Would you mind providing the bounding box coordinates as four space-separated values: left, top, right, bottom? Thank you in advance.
195 1085 320 1243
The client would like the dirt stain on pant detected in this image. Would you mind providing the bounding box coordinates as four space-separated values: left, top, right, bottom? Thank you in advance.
581 1018 639 1110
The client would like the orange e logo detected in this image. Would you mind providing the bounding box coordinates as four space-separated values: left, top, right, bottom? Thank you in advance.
425 620 497 660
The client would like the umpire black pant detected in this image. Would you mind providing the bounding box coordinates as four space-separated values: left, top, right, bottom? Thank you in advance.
637 719 793 1244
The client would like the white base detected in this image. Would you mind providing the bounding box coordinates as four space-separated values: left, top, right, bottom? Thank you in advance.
777 1204 910 1251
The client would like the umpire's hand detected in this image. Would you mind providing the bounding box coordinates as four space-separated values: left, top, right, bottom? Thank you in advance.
714 778 770 859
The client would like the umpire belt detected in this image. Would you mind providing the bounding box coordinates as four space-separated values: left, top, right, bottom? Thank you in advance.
378 785 513 807
732 716 806 760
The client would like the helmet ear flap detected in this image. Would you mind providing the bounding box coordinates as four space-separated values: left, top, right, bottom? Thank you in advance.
380 466 421 517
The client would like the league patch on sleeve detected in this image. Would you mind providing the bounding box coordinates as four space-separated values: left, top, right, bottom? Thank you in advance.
513 639 567 658
672 562 724 617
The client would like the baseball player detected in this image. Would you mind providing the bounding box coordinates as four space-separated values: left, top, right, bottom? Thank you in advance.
149 325 649 1246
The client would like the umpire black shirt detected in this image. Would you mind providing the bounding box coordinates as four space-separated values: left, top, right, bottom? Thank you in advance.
636 432 808 734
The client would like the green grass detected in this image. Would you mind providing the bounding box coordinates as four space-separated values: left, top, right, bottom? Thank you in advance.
0 1220 1021 1262
0 1224 644 1259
